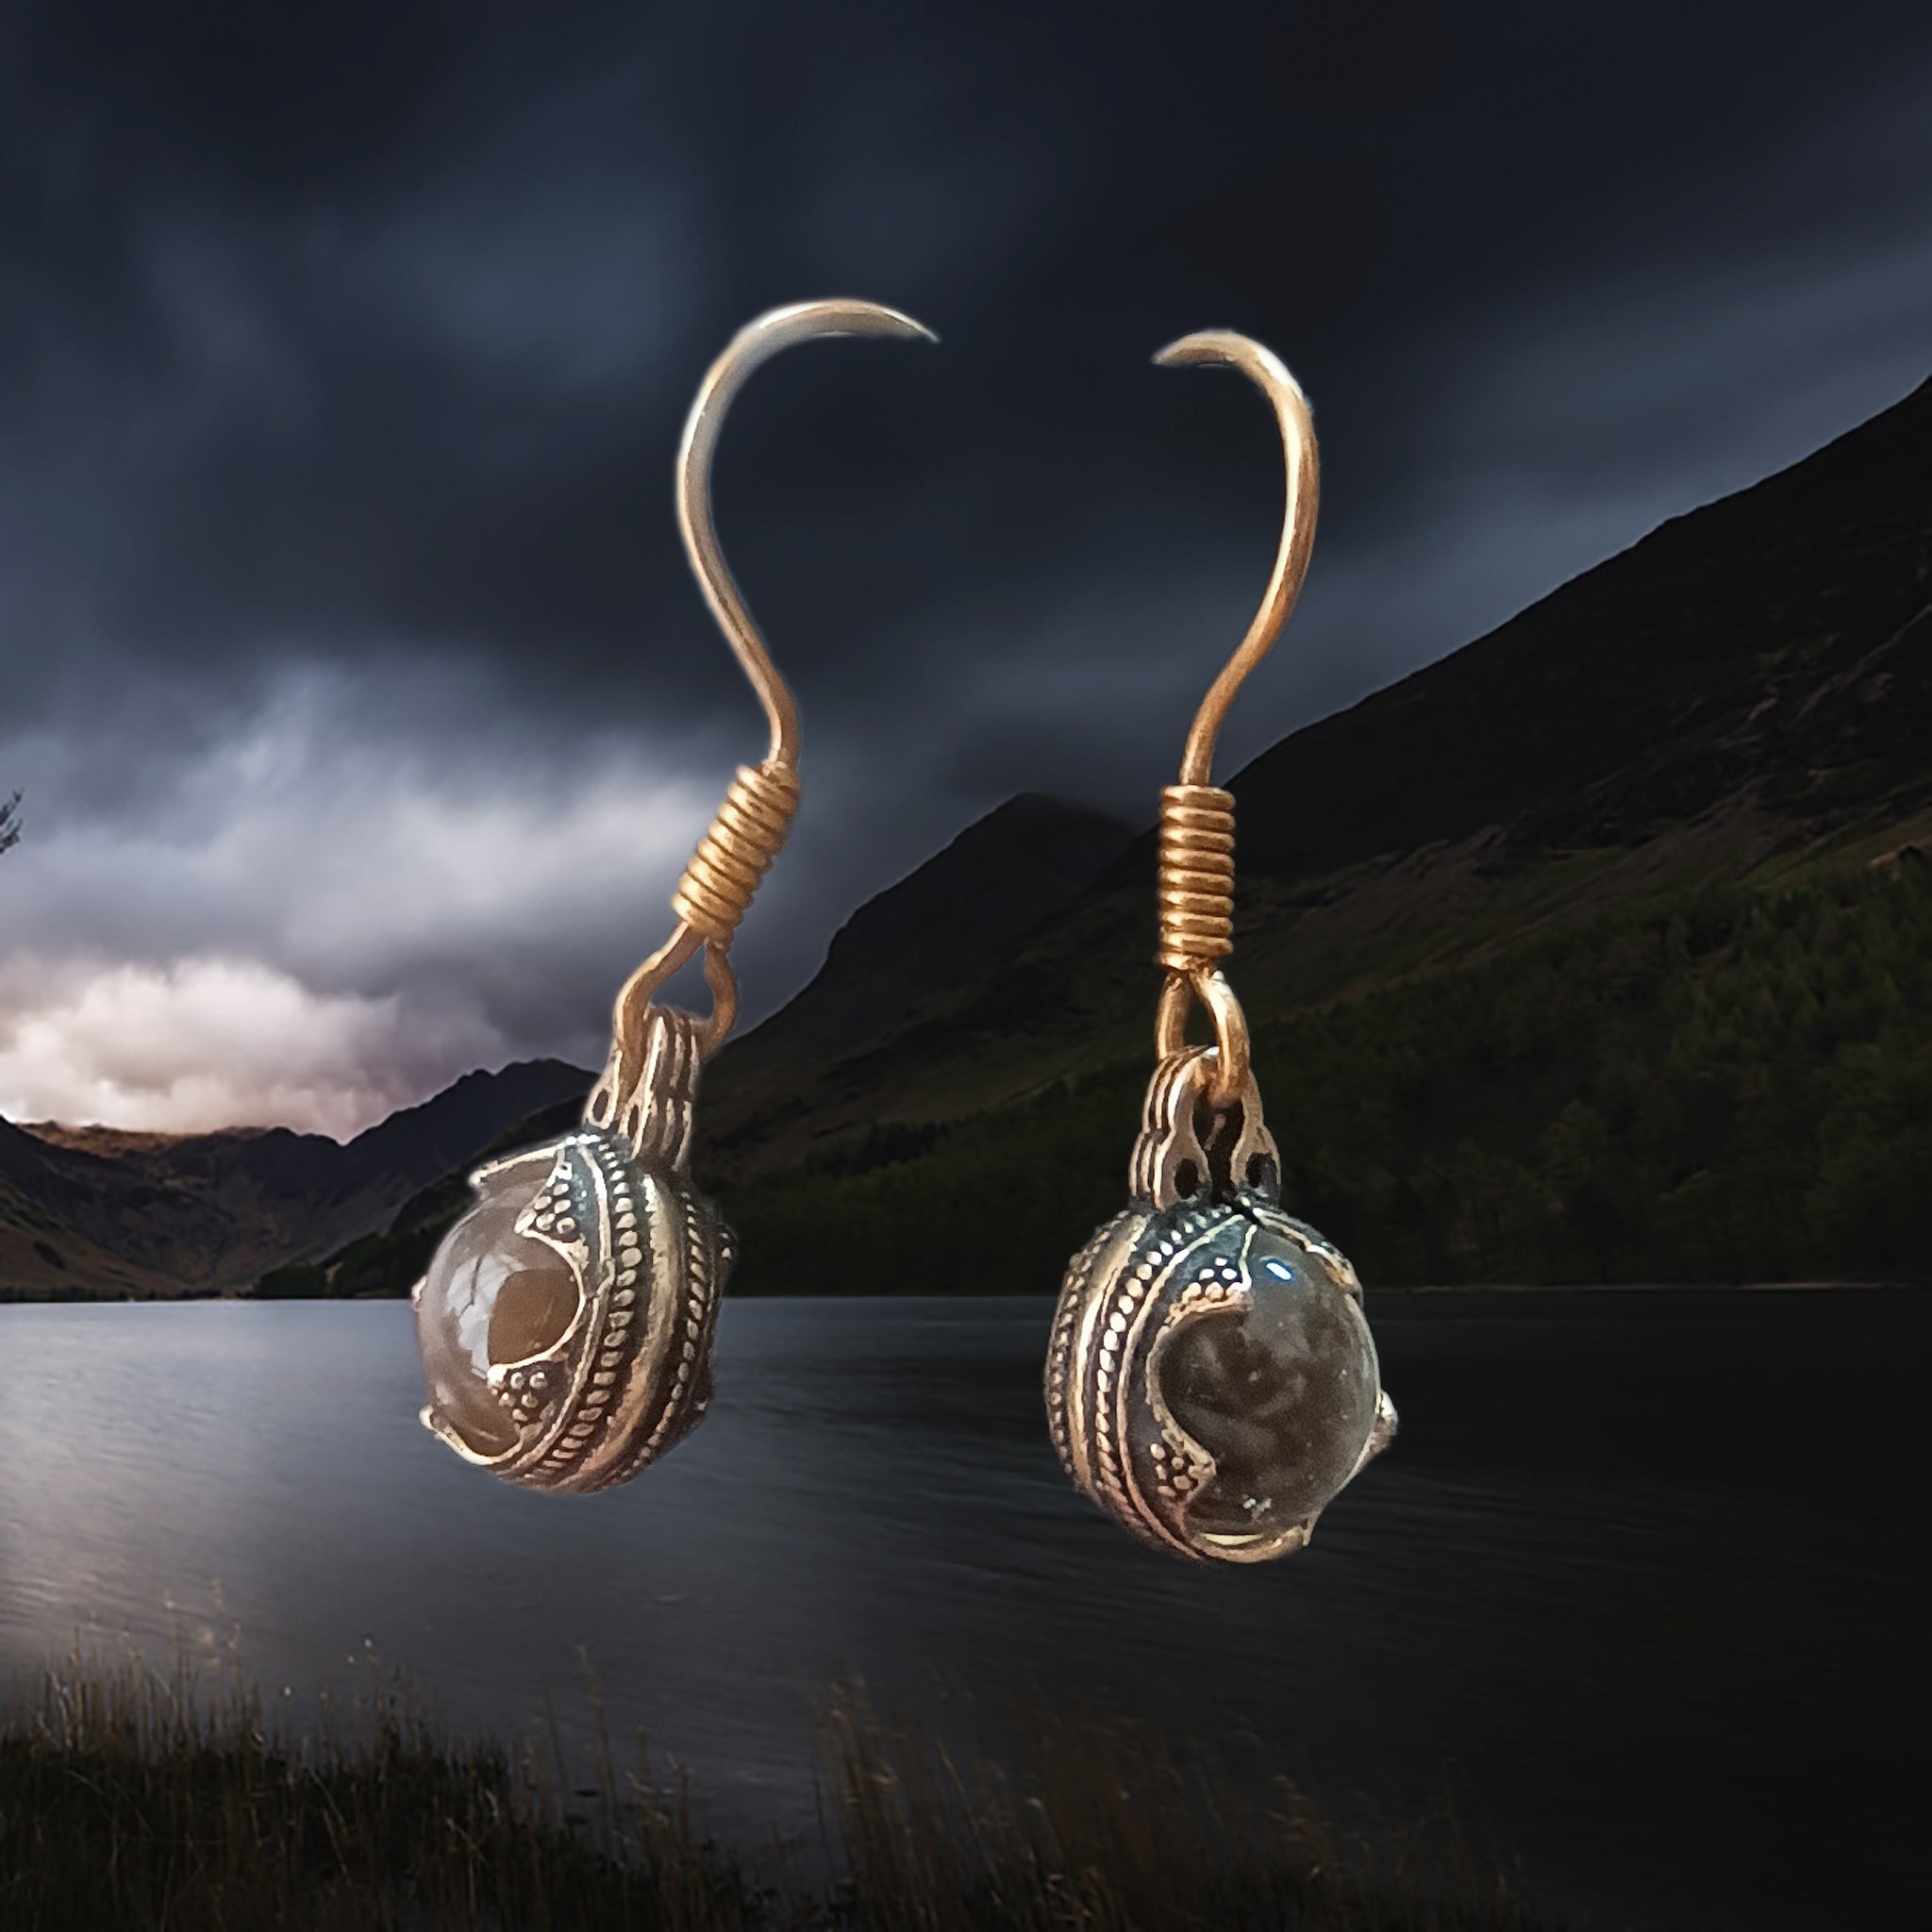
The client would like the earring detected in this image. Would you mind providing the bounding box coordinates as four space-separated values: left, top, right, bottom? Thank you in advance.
1045 331 1396 1562
413 298 936 1491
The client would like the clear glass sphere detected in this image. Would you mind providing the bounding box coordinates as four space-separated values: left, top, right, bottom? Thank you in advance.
1158 1224 1380 1538
414 1182 580 1458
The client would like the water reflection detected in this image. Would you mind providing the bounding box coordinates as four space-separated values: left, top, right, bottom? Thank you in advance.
0 1291 1924 1931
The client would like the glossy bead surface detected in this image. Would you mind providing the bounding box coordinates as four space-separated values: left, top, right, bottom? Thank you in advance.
413 1172 580 1459
412 1125 732 1492
1158 1224 1380 1538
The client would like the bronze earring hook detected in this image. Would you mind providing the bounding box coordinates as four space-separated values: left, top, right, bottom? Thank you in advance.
1044 333 1392 1564
597 299 937 1120
678 297 940 772
1148 331 1321 1104
414 297 935 1493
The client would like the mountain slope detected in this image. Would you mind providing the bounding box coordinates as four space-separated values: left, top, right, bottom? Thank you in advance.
0 1119 191 1299
691 375 1932 1175
713 850 1932 1293
0 1059 595 1294
296 371 1932 1301
6 374 1928 1295
0 797 1131 1297
700 791 1134 1155
1234 373 1932 878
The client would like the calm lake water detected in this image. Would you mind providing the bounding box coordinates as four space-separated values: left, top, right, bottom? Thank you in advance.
0 1291 1924 1930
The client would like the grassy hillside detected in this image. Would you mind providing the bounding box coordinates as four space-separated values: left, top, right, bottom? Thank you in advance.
714 852 1932 1294
2 1647 1554 1930
0 1060 594 1298
0 1171 194 1302
13 376 1924 1302
317 850 1930 1299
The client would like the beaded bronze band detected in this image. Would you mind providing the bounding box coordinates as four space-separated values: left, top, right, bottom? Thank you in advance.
1045 328 1395 1563
412 299 935 1494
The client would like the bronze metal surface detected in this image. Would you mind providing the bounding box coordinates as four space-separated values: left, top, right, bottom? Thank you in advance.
416 299 933 1493
1047 332 1391 1562
1045 1050 1396 1562
1147 333 1318 1099
606 297 937 1074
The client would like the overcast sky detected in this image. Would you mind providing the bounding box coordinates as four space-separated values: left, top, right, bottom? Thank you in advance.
2 1 1929 1136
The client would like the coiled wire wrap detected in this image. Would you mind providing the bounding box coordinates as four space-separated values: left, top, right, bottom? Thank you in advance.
671 761 802 948
1156 784 1236 974
586 298 932 1155
1154 782 1249 1098
1143 328 1319 1107
596 758 801 1141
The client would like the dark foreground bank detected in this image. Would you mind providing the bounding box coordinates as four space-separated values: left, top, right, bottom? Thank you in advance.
4 1291 1926 1930
1 1648 1552 1932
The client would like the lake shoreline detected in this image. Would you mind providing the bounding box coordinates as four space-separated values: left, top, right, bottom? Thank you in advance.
5 1291 1922 1930
2 1644 1560 1931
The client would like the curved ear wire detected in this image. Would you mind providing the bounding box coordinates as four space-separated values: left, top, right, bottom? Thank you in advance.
1153 329 1321 786
596 299 936 1115
677 299 938 770
1045 337 1391 1569
1148 331 1321 1100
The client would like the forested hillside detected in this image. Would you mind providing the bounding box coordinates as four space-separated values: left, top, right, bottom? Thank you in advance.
718 857 1932 1292
7 372 1928 1300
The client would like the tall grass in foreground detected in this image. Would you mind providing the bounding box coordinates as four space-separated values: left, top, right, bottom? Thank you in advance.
1 1643 1557 1931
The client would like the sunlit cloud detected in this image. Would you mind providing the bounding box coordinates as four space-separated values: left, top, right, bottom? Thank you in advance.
1 3 1926 1134
0 659 725 1130
0 952 501 1138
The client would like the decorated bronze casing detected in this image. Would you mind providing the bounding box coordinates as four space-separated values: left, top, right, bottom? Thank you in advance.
407 298 935 1494
413 1009 727 1492
1046 1048 1395 1561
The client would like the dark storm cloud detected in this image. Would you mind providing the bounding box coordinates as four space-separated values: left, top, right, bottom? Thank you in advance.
2 1 1930 1127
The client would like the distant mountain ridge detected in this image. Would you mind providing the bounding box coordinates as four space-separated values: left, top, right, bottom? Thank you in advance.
4 374 1928 1296
0 1059 594 1295
0 791 1135 1296
682 374 1932 1176
1232 372 1932 880
700 791 1134 1153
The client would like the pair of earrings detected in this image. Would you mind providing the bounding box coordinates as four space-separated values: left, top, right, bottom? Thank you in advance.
411 299 1396 1564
